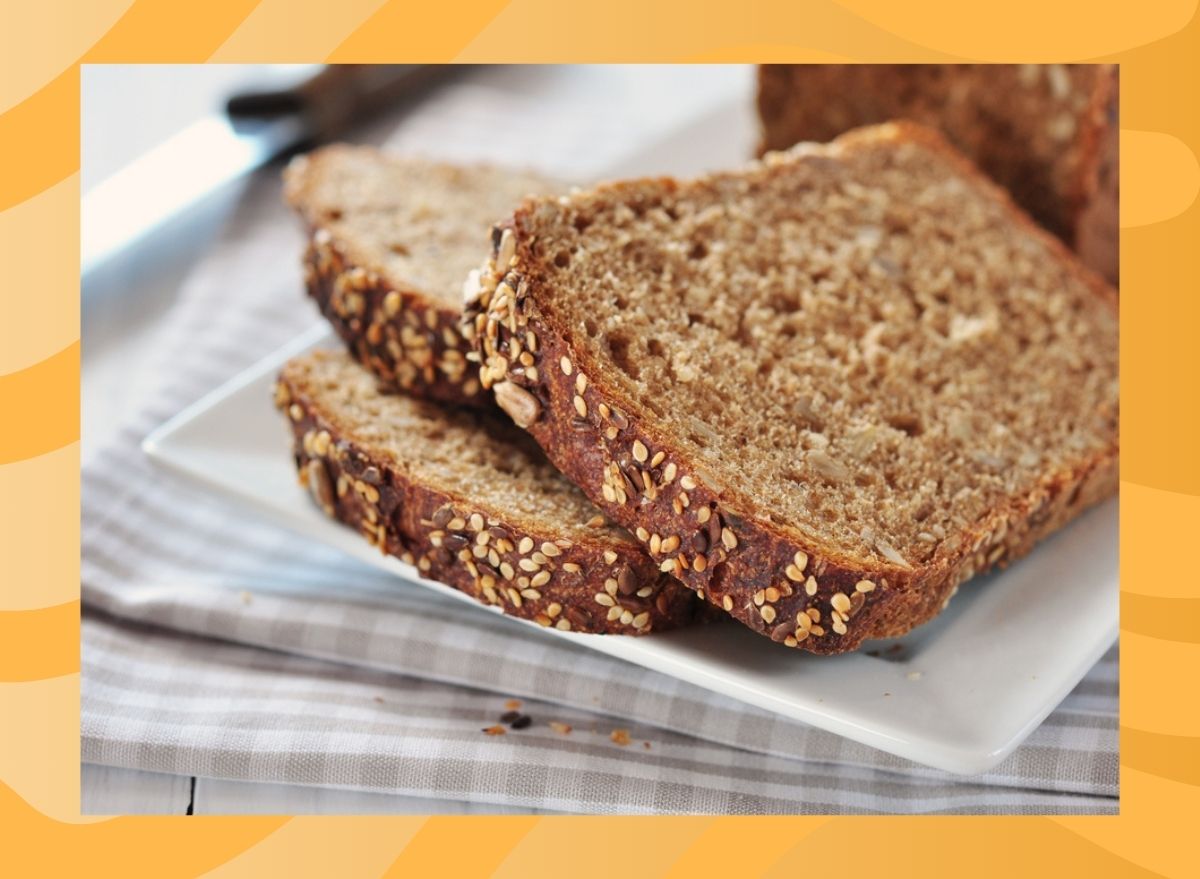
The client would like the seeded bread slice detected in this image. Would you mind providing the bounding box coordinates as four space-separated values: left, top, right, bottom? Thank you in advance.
283 146 563 407
464 122 1119 654
756 64 1119 283
275 349 700 634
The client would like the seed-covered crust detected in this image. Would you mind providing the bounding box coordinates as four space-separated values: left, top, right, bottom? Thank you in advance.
463 122 1118 655
284 146 564 407
756 64 1118 284
274 352 701 635
299 227 485 406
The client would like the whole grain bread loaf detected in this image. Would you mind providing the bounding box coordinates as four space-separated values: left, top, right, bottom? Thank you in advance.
464 122 1119 654
756 64 1118 283
275 350 701 634
283 146 562 406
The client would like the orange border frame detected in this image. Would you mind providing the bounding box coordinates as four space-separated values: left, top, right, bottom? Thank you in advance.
2 2 1198 875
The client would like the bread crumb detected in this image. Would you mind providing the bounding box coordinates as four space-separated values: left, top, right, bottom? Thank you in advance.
482 725 507 736
642 741 651 749
906 671 923 681
504 699 522 710
610 729 631 746
373 696 384 703
549 722 573 735
239 591 253 605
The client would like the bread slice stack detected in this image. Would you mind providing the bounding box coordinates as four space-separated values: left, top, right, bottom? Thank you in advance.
464 122 1119 654
278 147 699 634
756 64 1119 284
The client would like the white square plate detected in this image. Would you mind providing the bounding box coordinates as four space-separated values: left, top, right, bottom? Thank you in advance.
144 323 1117 775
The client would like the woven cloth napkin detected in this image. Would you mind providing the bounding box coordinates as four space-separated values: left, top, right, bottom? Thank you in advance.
81 74 1118 814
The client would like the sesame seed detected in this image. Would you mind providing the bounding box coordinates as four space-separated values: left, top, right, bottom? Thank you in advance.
636 586 653 598
807 608 821 622
603 549 618 564
763 605 780 623
595 593 615 607
546 602 562 618
562 563 581 573
288 404 304 421
555 619 571 631
531 552 549 565
632 440 649 463
693 554 707 572
722 595 733 611
635 527 650 541
632 612 650 629
521 588 542 600
496 228 516 266
560 356 573 375
805 576 818 596
753 590 766 606
649 534 661 554
696 506 711 524
659 559 676 573
784 636 798 647
607 606 623 622
620 609 634 625
785 564 805 582
650 451 665 467
680 475 697 490
796 612 812 632
793 551 808 572
662 462 677 483
518 558 539 572
541 541 562 557
518 536 534 554
469 513 484 531
530 571 551 588
535 614 552 627
575 373 588 394
500 562 515 580
604 578 618 596
765 586 780 602
573 395 587 417
601 484 616 503
832 618 847 635
856 579 876 593
660 535 680 554
721 528 737 550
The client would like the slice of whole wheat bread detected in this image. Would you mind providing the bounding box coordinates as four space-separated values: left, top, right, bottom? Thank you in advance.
756 64 1118 283
275 349 700 634
283 146 562 407
464 121 1119 654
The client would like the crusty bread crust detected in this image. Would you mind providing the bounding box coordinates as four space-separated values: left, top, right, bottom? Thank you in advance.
299 227 487 407
464 122 1118 654
274 357 701 635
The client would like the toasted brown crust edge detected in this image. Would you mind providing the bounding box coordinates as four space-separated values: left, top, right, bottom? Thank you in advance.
273 359 701 635
298 227 491 409
463 122 1118 654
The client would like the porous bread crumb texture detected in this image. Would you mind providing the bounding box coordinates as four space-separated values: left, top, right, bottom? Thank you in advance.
756 64 1118 284
284 146 561 406
274 350 700 635
466 122 1118 653
285 146 559 305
